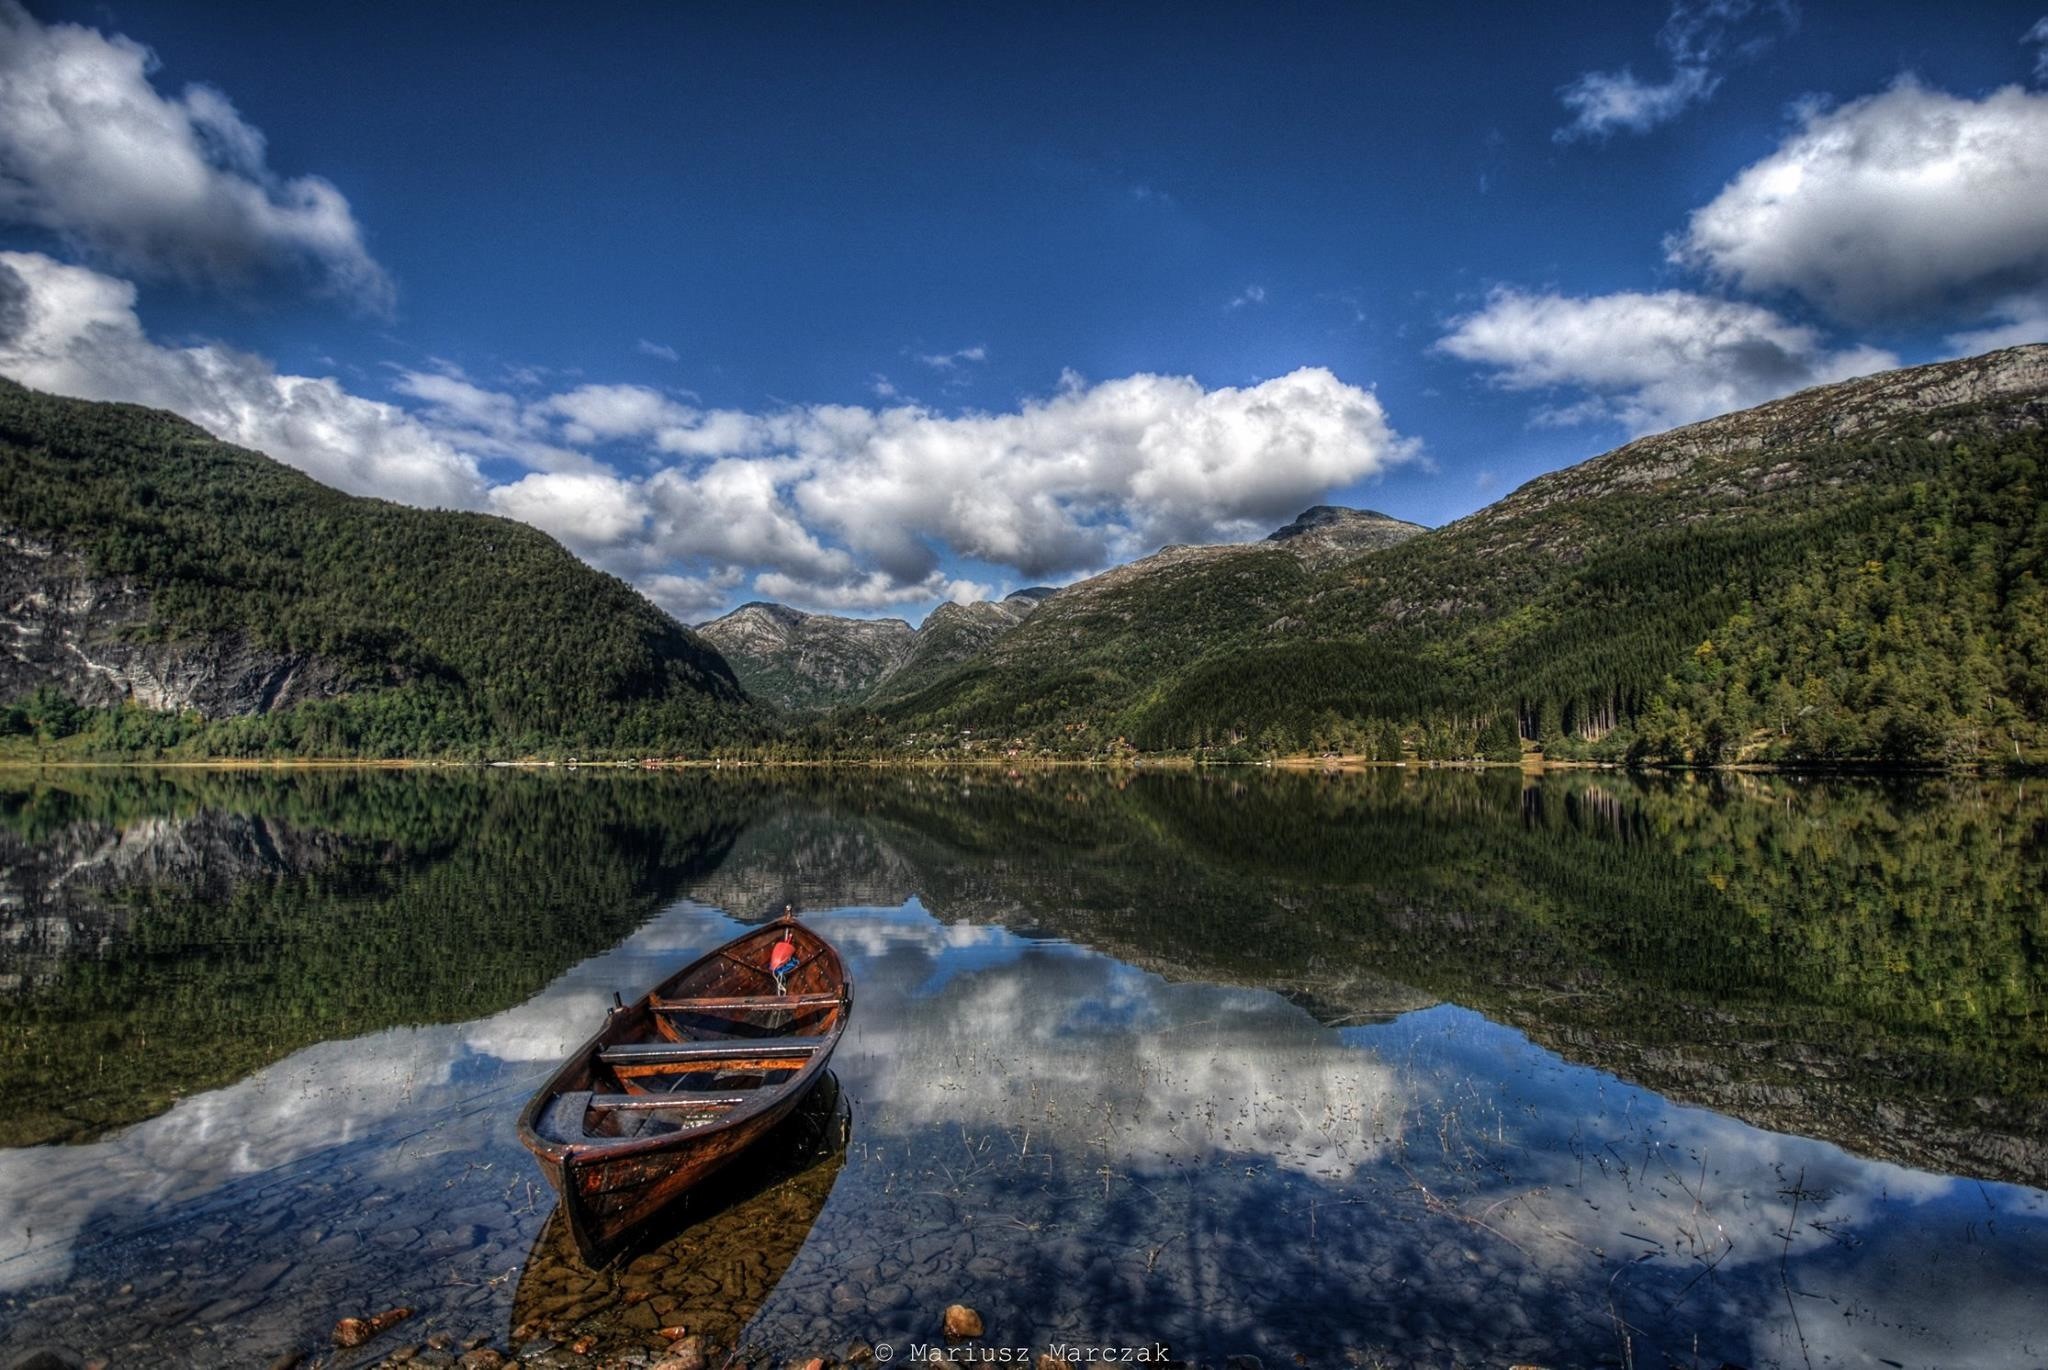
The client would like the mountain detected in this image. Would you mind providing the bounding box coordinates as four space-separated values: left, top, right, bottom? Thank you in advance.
695 602 916 712
0 379 760 757
1264 504 1428 566
705 505 1431 717
999 506 1428 629
699 586 1056 712
856 345 2048 765
865 588 1055 706
6 344 2045 766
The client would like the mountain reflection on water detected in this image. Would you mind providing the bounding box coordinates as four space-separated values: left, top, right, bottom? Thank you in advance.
0 766 2042 1367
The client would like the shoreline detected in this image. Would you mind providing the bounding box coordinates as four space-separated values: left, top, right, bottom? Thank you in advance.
0 753 2035 776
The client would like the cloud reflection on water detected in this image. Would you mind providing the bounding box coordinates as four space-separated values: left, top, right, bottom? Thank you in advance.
821 903 1405 1181
1 897 2043 1367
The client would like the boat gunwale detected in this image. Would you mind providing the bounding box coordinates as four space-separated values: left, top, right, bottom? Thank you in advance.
516 918 849 1167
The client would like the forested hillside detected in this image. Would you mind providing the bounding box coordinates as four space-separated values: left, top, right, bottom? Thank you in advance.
2 346 2044 767
834 346 2048 766
0 380 759 757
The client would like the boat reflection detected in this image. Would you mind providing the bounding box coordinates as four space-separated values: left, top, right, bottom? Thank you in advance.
510 1072 851 1362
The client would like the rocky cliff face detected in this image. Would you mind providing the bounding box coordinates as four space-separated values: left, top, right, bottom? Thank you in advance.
0 378 758 751
0 530 354 717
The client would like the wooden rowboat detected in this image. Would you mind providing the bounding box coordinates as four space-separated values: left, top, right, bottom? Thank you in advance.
516 913 851 1265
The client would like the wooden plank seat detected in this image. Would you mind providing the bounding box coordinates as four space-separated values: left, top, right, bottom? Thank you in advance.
598 1038 825 1067
588 1092 748 1113
540 1090 746 1144
651 993 841 1012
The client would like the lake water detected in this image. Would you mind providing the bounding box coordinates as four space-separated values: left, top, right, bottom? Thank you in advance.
0 767 2043 1368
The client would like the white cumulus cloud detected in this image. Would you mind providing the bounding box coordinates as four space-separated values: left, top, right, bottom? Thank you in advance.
495 369 1414 600
0 251 1413 618
0 252 478 505
390 367 594 474
0 1 391 311
785 368 1413 580
644 458 855 581
753 569 993 612
642 569 745 622
488 470 649 547
1673 79 2048 325
1438 287 1896 433
538 382 766 458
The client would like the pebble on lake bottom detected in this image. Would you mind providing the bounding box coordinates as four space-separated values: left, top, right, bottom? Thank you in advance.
334 1306 414 1348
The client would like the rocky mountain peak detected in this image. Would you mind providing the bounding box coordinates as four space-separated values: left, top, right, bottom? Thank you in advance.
727 600 807 628
1263 504 1430 567
1267 505 1394 538
699 601 812 646
922 600 1004 629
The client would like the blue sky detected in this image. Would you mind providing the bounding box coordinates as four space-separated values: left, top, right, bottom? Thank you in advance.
1 1 2045 621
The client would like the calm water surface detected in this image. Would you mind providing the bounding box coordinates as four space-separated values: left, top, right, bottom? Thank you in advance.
0 768 2043 1368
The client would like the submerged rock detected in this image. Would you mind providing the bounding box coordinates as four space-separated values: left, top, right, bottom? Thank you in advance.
334 1308 418 1349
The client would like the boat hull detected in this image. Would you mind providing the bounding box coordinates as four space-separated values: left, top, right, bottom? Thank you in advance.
540 1065 826 1264
511 1076 850 1358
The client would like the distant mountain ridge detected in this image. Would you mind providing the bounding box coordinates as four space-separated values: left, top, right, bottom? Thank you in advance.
697 586 1056 712
699 508 1430 713
694 602 916 712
